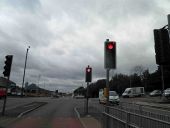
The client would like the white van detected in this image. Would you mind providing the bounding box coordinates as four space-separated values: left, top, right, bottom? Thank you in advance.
122 87 145 98
99 89 107 104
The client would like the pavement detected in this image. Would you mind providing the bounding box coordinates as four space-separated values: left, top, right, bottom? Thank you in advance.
74 107 102 128
79 117 102 128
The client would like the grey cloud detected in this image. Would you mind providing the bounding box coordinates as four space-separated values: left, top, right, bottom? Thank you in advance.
0 0 170 92
4 0 41 12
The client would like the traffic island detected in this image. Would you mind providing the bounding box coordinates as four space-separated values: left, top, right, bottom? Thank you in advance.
4 102 47 117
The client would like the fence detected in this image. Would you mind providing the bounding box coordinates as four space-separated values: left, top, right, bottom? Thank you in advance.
102 104 170 128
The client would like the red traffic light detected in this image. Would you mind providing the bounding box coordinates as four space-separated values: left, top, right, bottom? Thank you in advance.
104 40 116 69
86 68 91 73
85 66 92 82
107 42 115 50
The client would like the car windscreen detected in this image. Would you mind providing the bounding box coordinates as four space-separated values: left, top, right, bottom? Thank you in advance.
109 91 117 96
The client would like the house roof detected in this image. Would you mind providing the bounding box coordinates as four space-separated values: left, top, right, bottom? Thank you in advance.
25 84 39 90
0 77 16 87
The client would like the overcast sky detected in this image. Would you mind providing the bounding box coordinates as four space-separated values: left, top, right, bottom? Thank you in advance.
0 0 170 92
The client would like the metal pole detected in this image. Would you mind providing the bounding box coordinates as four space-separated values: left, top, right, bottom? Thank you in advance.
105 69 110 128
2 77 9 116
37 75 41 95
161 65 165 91
130 76 132 87
86 82 89 115
168 14 170 30
21 46 30 97
106 69 110 105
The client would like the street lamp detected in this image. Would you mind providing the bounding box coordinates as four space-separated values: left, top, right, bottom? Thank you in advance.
21 46 30 97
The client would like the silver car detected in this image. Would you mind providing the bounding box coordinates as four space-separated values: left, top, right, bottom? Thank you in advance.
109 91 120 105
162 88 170 97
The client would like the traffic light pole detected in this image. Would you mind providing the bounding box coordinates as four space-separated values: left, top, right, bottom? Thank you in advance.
168 14 170 30
161 65 165 92
105 69 110 128
86 82 89 115
2 77 9 116
85 65 92 115
106 69 110 105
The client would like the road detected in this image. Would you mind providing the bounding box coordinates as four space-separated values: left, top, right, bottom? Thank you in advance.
1 96 170 128
0 97 84 128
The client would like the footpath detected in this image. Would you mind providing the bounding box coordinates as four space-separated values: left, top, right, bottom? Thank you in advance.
74 107 102 128
79 117 102 128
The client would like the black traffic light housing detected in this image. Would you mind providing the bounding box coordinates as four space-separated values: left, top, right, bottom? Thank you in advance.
153 29 170 65
85 65 92 82
3 55 13 77
104 39 116 69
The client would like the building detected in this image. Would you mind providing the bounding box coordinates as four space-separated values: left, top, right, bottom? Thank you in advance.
25 83 52 97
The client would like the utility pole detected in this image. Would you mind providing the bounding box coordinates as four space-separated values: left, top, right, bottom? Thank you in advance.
21 46 30 97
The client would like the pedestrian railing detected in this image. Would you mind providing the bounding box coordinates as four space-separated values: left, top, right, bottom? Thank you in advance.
102 105 170 128
119 102 170 122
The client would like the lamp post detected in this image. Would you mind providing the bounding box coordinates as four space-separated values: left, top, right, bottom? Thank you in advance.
21 46 30 97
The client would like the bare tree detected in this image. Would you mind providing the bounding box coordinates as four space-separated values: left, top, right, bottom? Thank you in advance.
131 65 146 79
129 65 146 87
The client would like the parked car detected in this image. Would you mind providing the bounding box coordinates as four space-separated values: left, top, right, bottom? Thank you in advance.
0 88 6 99
17 92 25 96
162 88 170 98
74 95 84 99
149 90 162 97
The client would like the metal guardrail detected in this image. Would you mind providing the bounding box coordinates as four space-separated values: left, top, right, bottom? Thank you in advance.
119 102 170 122
102 105 170 128
85 99 170 128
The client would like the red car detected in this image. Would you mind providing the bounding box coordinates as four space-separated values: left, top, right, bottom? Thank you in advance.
0 88 6 99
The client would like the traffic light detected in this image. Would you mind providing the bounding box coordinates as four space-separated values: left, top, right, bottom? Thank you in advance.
104 39 116 69
85 66 92 82
3 55 13 77
153 29 170 65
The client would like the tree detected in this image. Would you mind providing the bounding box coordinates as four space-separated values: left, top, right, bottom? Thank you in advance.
110 74 130 95
73 86 86 96
131 65 145 79
130 65 147 88
142 69 150 91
